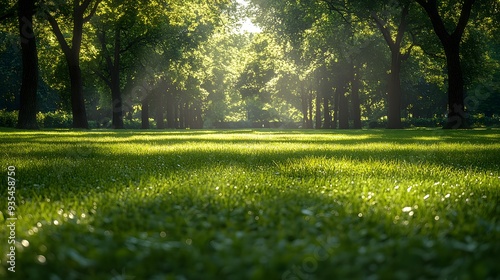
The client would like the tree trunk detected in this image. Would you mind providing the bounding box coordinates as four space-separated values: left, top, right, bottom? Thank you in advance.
68 55 89 129
111 28 123 129
45 0 101 129
338 85 349 129
371 4 410 129
301 85 309 128
141 98 149 129
308 90 313 129
17 0 39 129
155 92 165 129
166 92 175 129
332 87 339 129
351 66 362 129
443 41 466 128
387 52 403 129
315 89 321 129
415 0 475 128
323 95 331 129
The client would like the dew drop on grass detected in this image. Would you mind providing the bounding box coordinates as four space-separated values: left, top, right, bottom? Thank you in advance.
402 207 412 212
22 240 29 247
301 209 314 216
424 194 430 200
160 231 166 238
434 216 440 221
445 194 450 198
358 213 363 218
37 255 46 264
53 220 59 225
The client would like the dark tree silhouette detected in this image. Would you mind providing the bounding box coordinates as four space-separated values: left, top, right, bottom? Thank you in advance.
371 3 413 129
17 0 39 129
45 0 101 129
415 0 476 128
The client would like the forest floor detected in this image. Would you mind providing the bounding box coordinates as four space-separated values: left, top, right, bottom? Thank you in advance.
0 128 499 279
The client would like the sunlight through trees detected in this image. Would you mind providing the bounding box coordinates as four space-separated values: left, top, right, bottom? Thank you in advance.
0 0 499 129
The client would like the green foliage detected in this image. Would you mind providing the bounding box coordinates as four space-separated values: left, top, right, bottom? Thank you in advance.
0 109 17 127
1 0 500 127
0 129 499 278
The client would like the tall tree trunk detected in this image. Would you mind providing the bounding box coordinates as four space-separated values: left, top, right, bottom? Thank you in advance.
351 65 362 129
315 89 321 129
111 28 123 129
166 92 175 129
155 92 165 129
301 85 309 128
308 90 313 129
332 87 339 129
323 96 331 129
141 98 149 129
68 55 89 128
415 0 475 129
371 4 410 129
45 0 100 129
338 85 349 129
387 52 403 129
443 40 466 128
17 0 39 129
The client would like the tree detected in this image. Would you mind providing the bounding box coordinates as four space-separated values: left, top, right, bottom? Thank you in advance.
414 0 476 128
370 1 414 129
94 0 154 129
16 0 39 129
1 0 40 129
43 0 101 129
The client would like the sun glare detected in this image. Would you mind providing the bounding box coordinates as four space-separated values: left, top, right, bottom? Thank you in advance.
236 0 262 33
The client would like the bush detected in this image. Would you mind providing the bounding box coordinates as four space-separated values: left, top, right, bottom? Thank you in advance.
41 111 72 128
123 118 142 129
0 110 18 128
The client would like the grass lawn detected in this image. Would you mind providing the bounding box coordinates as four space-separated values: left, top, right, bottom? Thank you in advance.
0 128 499 279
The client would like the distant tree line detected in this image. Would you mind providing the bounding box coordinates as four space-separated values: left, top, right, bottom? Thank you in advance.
0 0 499 129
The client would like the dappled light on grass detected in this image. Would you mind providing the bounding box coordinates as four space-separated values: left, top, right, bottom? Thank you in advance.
0 129 499 279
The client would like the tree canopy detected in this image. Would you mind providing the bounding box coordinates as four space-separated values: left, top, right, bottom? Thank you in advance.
0 0 498 129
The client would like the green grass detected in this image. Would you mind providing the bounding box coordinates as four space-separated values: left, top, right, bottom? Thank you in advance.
0 128 499 279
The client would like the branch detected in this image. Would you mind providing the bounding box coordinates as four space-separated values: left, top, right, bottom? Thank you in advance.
371 12 395 51
113 27 120 72
401 31 416 61
94 70 112 88
322 0 350 24
0 4 16 22
83 0 101 23
120 33 149 54
394 3 410 48
452 0 476 40
415 0 450 41
401 44 414 61
418 45 445 60
97 30 114 73
78 0 93 15
44 11 71 58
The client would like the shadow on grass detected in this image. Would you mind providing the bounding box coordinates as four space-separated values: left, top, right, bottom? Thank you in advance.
1 129 499 278
8 169 500 280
